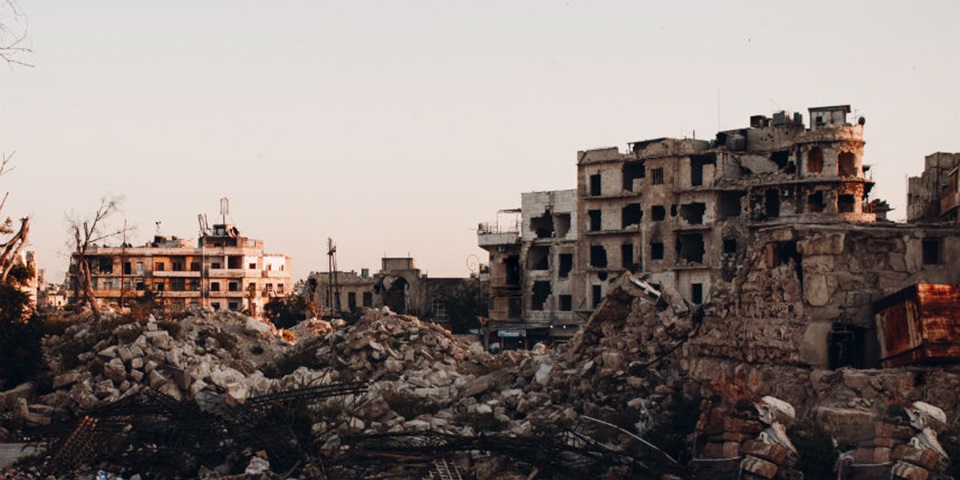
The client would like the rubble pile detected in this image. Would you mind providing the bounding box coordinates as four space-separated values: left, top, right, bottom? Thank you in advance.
8 308 301 423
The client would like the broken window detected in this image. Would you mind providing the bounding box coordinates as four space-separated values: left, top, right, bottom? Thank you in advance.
154 261 165 272
559 253 573 278
210 282 220 292
212 302 221 311
621 203 643 229
508 297 522 318
248 262 256 269
228 301 240 311
228 256 242 269
190 261 201 271
652 205 666 221
211 262 221 269
559 295 572 312
922 238 942 265
691 283 703 304
838 151 856 177
621 244 634 269
588 210 602 231
592 285 603 308
651 168 664 185
172 262 184 272
228 281 239 292
362 291 373 307
622 161 646 191
723 238 737 254
189 279 199 291
689 154 716 187
348 292 357 311
527 246 549 270
505 256 520 286
765 190 780 219
124 262 132 275
530 212 555 238
718 191 744 219
680 203 706 225
590 174 602 196
807 191 825 213
807 147 823 174
838 194 855 213
532 281 551 311
155 282 165 292
770 150 791 172
590 245 607 268
554 213 571 238
678 233 705 264
651 242 664 260
99 257 113 274
171 279 185 292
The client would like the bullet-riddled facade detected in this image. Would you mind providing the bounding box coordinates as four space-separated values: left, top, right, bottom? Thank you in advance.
576 105 875 310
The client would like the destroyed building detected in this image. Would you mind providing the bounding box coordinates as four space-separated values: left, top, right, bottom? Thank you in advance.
306 256 486 328
908 152 960 224
478 104 960 366
478 191 580 347
69 223 291 315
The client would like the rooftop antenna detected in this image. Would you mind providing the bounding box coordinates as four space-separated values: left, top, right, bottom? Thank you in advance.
220 197 229 225
155 221 162 236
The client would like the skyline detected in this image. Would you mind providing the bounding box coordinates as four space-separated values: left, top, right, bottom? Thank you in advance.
1 1 958 283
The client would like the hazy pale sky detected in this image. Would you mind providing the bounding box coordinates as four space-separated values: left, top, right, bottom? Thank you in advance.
2 1 958 283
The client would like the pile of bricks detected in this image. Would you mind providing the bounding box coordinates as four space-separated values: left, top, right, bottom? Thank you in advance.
691 396 800 479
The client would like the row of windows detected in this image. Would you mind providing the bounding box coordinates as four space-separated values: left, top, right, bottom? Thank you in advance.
589 236 735 267
97 258 285 274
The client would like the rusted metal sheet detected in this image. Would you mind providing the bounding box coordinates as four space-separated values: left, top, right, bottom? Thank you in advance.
874 284 960 367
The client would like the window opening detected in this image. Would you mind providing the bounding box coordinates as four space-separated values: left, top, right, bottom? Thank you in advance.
652 205 666 221
765 190 780 219
691 283 703 304
588 210 602 231
678 233 705 263
651 168 664 185
559 253 573 278
838 151 856 177
680 203 706 225
807 147 823 174
590 174 601 196
623 161 646 191
559 295 572 311
923 238 942 265
590 245 607 268
651 242 665 260
838 194 855 213
622 203 643 229
532 281 551 311
807 191 825 213
527 246 550 270
621 244 634 268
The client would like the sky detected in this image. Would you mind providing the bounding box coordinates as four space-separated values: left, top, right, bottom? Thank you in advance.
1 1 958 283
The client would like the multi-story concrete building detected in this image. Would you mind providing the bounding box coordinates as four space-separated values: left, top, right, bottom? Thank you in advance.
70 223 291 314
478 190 579 346
908 152 960 224
575 105 875 310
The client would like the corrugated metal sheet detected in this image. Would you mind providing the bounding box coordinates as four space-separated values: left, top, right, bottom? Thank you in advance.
875 284 960 367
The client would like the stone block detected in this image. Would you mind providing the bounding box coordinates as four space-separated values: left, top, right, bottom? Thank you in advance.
875 422 914 440
815 407 876 446
741 440 788 464
891 460 930 480
703 441 740 459
853 446 891 464
740 456 778 479
892 445 938 470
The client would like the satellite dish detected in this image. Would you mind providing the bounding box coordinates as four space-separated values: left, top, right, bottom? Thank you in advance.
858 116 866 126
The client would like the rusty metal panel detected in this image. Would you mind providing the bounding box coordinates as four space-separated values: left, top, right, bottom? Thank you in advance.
875 284 960 367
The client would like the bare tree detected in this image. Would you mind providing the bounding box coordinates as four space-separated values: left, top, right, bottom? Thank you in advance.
0 151 29 283
0 0 31 68
68 196 123 320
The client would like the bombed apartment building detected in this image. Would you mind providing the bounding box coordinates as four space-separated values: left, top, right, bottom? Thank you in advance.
908 152 960 224
576 105 877 310
478 190 579 347
306 257 486 329
69 223 291 315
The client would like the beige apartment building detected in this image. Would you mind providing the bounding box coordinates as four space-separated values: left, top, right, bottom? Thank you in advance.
70 223 290 314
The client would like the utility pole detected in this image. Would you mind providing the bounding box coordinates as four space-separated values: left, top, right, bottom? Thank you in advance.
327 238 340 316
